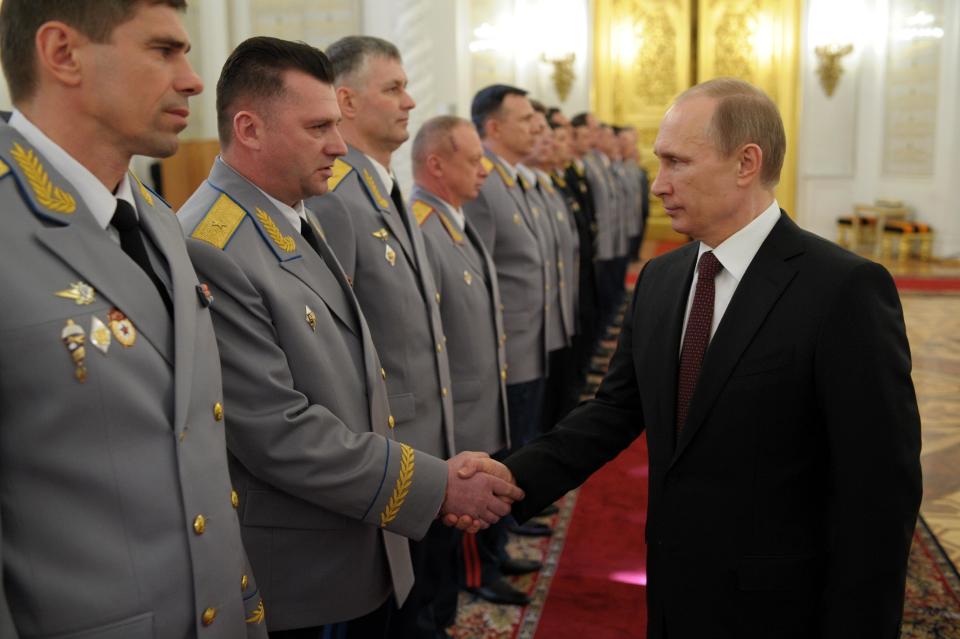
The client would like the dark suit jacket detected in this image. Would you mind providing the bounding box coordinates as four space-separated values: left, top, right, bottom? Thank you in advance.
506 213 922 639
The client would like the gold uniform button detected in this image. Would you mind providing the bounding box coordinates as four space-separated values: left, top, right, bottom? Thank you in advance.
500 368 507 381
202 607 216 626
435 292 441 303
442 387 448 397
380 367 387 380
213 402 224 422
241 575 249 592
436 342 443 353
388 415 396 429
193 514 206 535
231 490 239 509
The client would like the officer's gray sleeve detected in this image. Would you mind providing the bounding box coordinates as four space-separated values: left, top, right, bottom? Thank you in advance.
187 238 446 541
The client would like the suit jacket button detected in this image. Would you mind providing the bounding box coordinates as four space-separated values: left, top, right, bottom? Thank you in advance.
442 387 448 397
231 490 239 509
193 514 206 535
202 607 216 626
213 402 224 422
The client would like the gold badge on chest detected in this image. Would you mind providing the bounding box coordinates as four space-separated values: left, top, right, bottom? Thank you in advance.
89 316 111 354
384 244 397 267
55 281 96 305
463 270 473 286
305 305 317 332
107 308 137 347
61 319 87 383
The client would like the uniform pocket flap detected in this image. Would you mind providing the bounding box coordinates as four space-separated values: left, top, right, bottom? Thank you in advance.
242 489 347 530
387 391 416 424
452 378 483 402
48 611 153 639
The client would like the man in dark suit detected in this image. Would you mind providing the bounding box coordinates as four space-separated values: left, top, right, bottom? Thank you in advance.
458 78 922 638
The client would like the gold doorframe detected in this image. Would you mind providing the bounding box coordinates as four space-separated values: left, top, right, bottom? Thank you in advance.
593 0 802 241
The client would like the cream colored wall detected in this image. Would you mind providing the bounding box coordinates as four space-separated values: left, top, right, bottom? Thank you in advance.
797 0 960 257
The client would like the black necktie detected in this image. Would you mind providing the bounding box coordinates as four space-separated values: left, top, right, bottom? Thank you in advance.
111 199 173 315
389 179 405 215
299 218 322 255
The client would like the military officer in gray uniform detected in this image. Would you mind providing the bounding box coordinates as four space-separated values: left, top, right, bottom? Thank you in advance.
178 38 522 638
0 1 266 637
410 115 542 607
464 85 549 451
304 36 466 638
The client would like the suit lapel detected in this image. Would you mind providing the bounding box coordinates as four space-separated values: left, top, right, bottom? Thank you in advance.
5 131 178 368
345 148 417 266
208 160 360 337
127 173 195 429
671 214 803 464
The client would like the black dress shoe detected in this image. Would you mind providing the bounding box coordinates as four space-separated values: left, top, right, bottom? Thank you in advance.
537 504 559 517
508 521 553 537
468 578 531 606
500 557 542 575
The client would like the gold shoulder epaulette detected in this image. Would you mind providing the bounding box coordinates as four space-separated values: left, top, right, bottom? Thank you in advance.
190 193 246 250
411 200 434 226
328 159 353 192
492 162 514 188
481 157 494 172
0 157 10 179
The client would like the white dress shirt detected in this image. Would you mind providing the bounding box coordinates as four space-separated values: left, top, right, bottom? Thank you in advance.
679 200 782 351
9 109 137 242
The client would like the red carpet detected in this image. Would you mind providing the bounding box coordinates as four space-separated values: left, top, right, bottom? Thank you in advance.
534 436 650 638
895 277 960 293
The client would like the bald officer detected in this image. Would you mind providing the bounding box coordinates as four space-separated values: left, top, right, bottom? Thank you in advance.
0 1 265 636
178 38 522 639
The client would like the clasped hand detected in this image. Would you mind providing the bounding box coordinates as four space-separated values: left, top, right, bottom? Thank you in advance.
440 452 523 534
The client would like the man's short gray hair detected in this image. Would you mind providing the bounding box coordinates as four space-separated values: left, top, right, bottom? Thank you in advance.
326 35 401 87
411 115 471 170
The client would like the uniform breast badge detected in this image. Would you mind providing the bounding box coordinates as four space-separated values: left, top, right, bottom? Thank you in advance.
107 308 137 347
55 281 96 305
371 228 396 267
305 305 317 332
61 319 87 382
196 283 214 307
463 270 473 286
89 316 111 354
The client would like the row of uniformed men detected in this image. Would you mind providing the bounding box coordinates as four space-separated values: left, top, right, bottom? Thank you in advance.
0 1 644 636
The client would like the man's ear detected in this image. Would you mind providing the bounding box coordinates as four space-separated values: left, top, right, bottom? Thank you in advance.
483 117 499 141
736 143 763 186
35 21 84 89
337 86 357 119
232 110 264 151
426 153 444 178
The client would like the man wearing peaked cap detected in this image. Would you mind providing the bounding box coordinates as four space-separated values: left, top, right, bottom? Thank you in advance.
0 1 266 636
177 37 523 638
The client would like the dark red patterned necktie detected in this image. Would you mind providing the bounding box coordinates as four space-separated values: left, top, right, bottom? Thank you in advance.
676 251 723 436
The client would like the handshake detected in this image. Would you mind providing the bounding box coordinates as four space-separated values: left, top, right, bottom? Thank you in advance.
439 452 523 534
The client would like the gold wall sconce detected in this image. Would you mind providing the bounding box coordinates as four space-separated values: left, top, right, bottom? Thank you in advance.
814 44 853 97
541 53 576 102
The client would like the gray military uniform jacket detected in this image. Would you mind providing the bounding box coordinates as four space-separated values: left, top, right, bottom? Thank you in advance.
610 159 634 257
517 166 569 352
584 150 619 261
0 124 264 639
410 186 510 454
463 151 548 384
305 146 455 458
178 159 448 630
534 170 578 342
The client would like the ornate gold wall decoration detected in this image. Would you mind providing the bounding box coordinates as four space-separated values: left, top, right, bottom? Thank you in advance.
594 0 800 239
